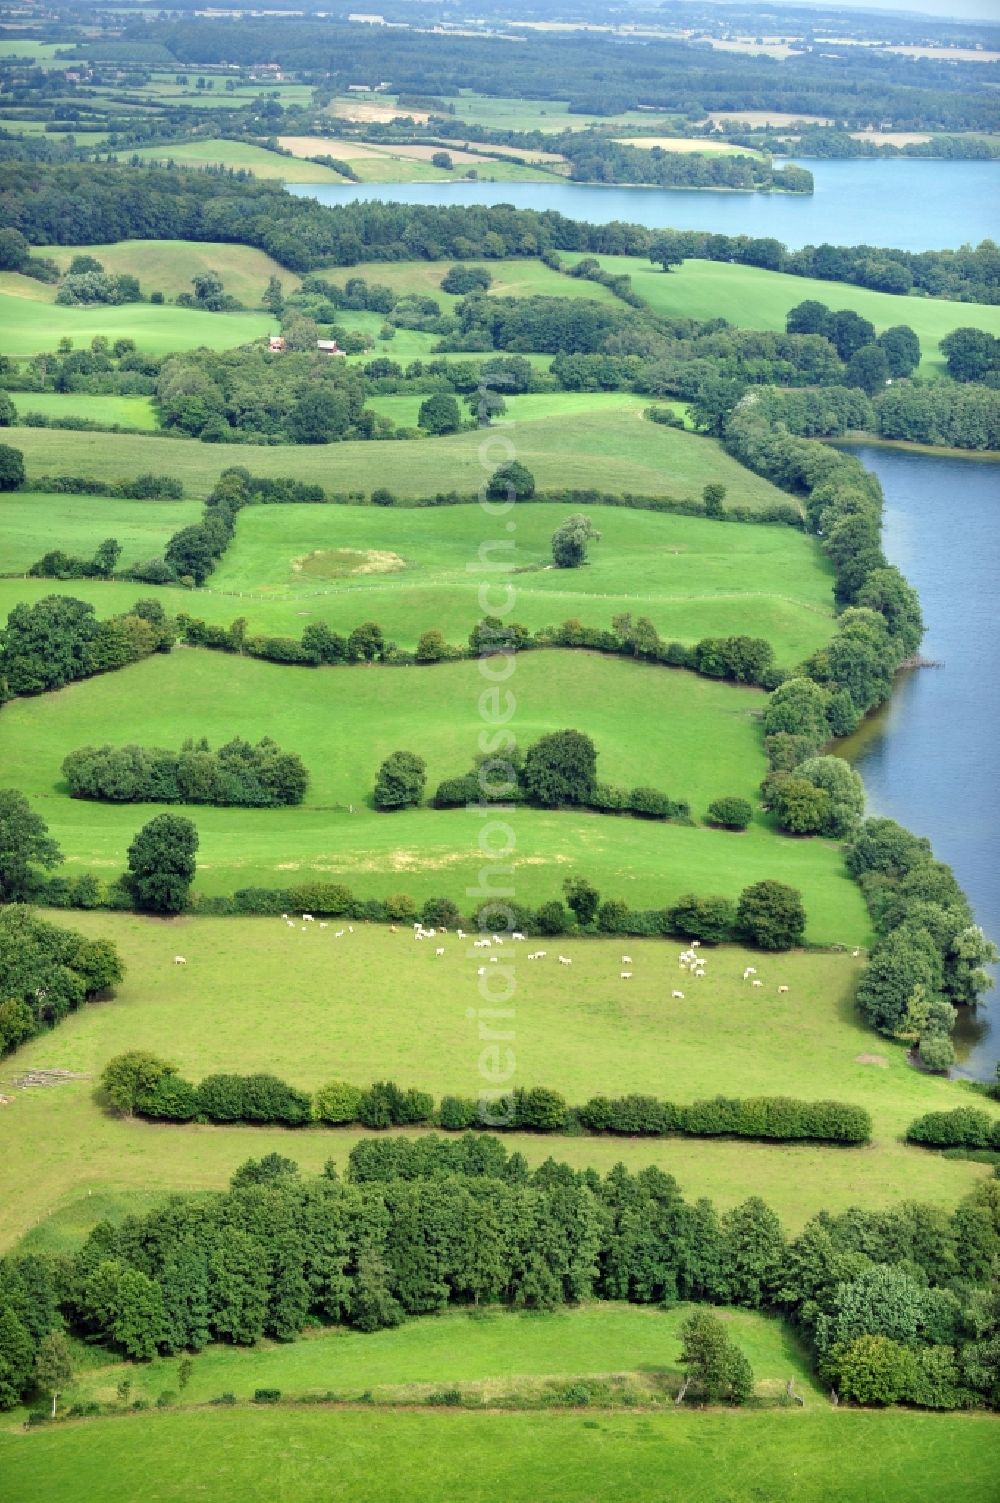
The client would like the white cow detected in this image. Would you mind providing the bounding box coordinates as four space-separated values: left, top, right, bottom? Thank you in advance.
559 955 572 966
778 985 789 994
672 990 685 1000
620 972 632 981
435 947 445 957
174 956 187 965
752 979 763 988
621 955 633 965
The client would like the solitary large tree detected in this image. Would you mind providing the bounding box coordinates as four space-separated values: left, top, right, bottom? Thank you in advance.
124 814 198 914
373 751 426 811
677 1310 754 1405
551 513 600 569
34 1331 74 1418
0 788 61 902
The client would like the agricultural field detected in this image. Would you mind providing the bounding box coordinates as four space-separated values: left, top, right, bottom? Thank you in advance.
560 255 1000 376
281 137 559 183
0 295 275 358
5 394 160 431
0 490 199 573
6 411 796 505
207 495 835 664
315 254 619 308
128 138 349 183
45 241 302 307
42 1304 826 1408
0 648 867 934
4 1407 997 1503
1 915 995 1253
614 136 765 157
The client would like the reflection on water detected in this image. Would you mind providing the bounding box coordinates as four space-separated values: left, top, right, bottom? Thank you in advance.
839 447 1000 1079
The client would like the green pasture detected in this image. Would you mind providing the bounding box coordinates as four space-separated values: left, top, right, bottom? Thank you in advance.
3 1408 998 1503
45 1304 824 1409
0 297 274 358
0 491 200 573
0 40 63 59
315 255 619 307
46 240 303 306
0 647 868 934
7 393 161 431
442 90 675 135
561 255 1000 376
8 412 796 506
207 496 835 665
129 138 348 183
341 153 555 185
0 914 994 1249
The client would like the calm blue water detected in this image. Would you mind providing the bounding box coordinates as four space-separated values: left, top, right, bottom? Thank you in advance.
839 448 1000 1077
292 158 1000 252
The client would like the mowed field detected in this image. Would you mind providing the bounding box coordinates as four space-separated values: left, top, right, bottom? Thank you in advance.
4 1408 997 1503
0 491 200 572
561 256 1000 376
45 240 303 306
0 295 274 357
0 648 867 936
1 915 995 1250
129 138 350 183
7 414 796 506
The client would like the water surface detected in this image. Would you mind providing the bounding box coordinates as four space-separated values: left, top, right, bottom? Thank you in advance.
839 446 1000 1077
292 158 1000 251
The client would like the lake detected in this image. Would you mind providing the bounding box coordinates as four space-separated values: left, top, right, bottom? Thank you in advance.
292 157 1000 252
839 446 1000 1078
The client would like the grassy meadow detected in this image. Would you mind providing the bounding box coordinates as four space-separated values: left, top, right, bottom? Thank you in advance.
0 491 200 572
208 497 835 664
129 138 350 183
8 411 796 505
5 1407 997 1503
561 255 1000 376
6 393 160 431
0 295 274 358
0 647 868 935
51 1304 824 1408
1 914 995 1251
45 240 303 306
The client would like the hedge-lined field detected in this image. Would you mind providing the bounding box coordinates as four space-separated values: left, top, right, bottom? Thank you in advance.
0 648 869 931
0 297 275 358
34 1304 825 1409
129 138 349 183
5 394 161 431
7 411 798 504
4 914 995 1253
46 241 304 306
207 499 835 665
0 491 200 573
561 254 1000 376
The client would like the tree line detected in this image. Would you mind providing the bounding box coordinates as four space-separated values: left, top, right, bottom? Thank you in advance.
1 1144 998 1412
2 162 996 305
100 1048 873 1144
61 737 308 808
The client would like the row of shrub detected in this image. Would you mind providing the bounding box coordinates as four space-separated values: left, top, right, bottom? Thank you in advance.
61 737 309 808
106 1055 871 1143
29 471 183 499
906 1108 1000 1150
